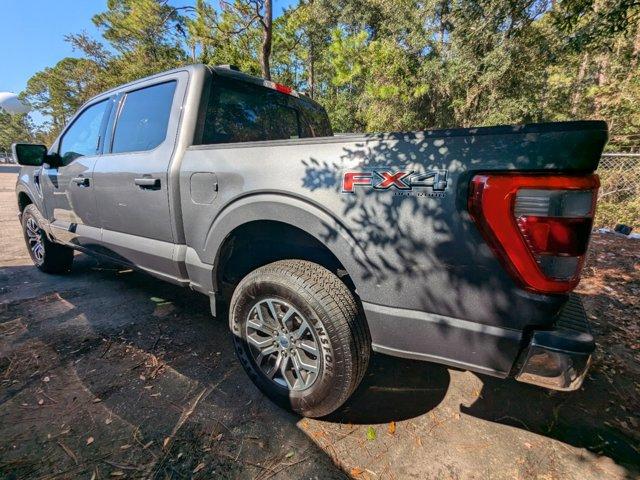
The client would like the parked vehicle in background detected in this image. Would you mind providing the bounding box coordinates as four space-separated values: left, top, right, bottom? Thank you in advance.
1 152 16 163
13 64 607 417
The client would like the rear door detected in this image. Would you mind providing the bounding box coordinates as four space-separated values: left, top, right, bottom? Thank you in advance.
41 97 112 246
92 73 186 278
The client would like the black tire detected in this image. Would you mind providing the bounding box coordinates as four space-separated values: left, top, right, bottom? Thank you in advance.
230 260 370 418
21 204 74 274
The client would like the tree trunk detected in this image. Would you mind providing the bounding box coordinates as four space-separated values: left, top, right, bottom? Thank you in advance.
260 0 273 80
628 21 640 82
594 54 609 117
438 0 447 52
307 0 315 98
308 43 315 98
570 53 589 117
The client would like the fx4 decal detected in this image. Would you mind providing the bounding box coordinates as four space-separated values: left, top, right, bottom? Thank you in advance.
342 170 448 194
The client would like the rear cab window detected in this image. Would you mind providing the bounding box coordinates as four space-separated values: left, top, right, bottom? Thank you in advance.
201 76 332 145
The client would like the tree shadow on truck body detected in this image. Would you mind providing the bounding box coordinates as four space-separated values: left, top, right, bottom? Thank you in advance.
298 125 605 381
298 125 638 474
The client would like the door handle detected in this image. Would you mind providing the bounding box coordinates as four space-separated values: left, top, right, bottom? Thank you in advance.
72 176 90 187
134 177 161 190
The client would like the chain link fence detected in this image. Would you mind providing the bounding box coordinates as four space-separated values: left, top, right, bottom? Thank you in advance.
596 153 640 228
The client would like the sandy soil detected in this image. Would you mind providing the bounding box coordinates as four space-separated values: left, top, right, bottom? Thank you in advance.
0 168 638 479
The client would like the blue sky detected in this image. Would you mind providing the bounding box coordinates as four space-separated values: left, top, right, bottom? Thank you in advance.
0 0 296 96
1 0 104 95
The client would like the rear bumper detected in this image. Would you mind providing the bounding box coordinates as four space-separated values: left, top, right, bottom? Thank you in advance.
514 295 594 391
363 302 523 378
363 294 594 390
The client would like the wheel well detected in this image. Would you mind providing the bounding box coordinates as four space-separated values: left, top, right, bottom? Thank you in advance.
216 220 355 299
17 192 32 213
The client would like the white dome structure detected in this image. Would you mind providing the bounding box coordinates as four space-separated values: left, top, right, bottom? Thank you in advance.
0 92 30 114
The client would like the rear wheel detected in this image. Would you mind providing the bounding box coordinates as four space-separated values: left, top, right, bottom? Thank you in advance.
21 204 74 274
230 260 370 418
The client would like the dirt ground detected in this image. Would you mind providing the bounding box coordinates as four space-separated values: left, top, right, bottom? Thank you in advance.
0 167 638 480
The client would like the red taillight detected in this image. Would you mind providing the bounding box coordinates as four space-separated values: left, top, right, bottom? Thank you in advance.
517 216 593 256
468 174 599 294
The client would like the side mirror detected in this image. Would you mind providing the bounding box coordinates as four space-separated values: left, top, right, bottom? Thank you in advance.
12 143 47 166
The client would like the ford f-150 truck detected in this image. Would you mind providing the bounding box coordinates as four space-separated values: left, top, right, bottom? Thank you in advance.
13 64 607 417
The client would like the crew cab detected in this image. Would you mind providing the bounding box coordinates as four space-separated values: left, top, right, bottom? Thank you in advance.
13 64 607 417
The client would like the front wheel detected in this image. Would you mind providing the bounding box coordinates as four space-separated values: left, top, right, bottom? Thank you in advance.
230 260 370 418
21 204 74 274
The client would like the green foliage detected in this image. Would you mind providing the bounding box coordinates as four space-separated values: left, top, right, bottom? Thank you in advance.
553 0 640 49
596 197 640 227
22 57 106 140
188 1 263 75
8 0 640 153
0 111 34 152
91 0 188 82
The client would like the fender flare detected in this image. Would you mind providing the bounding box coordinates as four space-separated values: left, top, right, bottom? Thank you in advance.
15 171 45 215
15 184 56 242
15 182 43 220
15 183 35 209
201 193 374 298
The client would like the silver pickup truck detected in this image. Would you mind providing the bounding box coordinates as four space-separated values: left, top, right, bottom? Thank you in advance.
13 64 607 417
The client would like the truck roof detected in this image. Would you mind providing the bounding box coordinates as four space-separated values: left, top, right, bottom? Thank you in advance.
96 64 209 99
86 63 320 113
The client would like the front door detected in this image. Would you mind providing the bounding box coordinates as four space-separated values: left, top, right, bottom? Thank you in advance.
92 76 185 278
41 98 112 247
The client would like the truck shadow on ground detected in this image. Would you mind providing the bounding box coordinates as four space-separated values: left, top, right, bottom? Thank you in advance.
463 374 639 473
0 255 638 478
327 357 450 424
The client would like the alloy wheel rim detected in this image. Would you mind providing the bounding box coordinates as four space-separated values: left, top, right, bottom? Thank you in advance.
26 217 44 265
245 298 321 391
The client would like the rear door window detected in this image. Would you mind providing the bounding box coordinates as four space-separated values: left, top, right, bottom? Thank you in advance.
202 77 331 144
111 81 176 154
